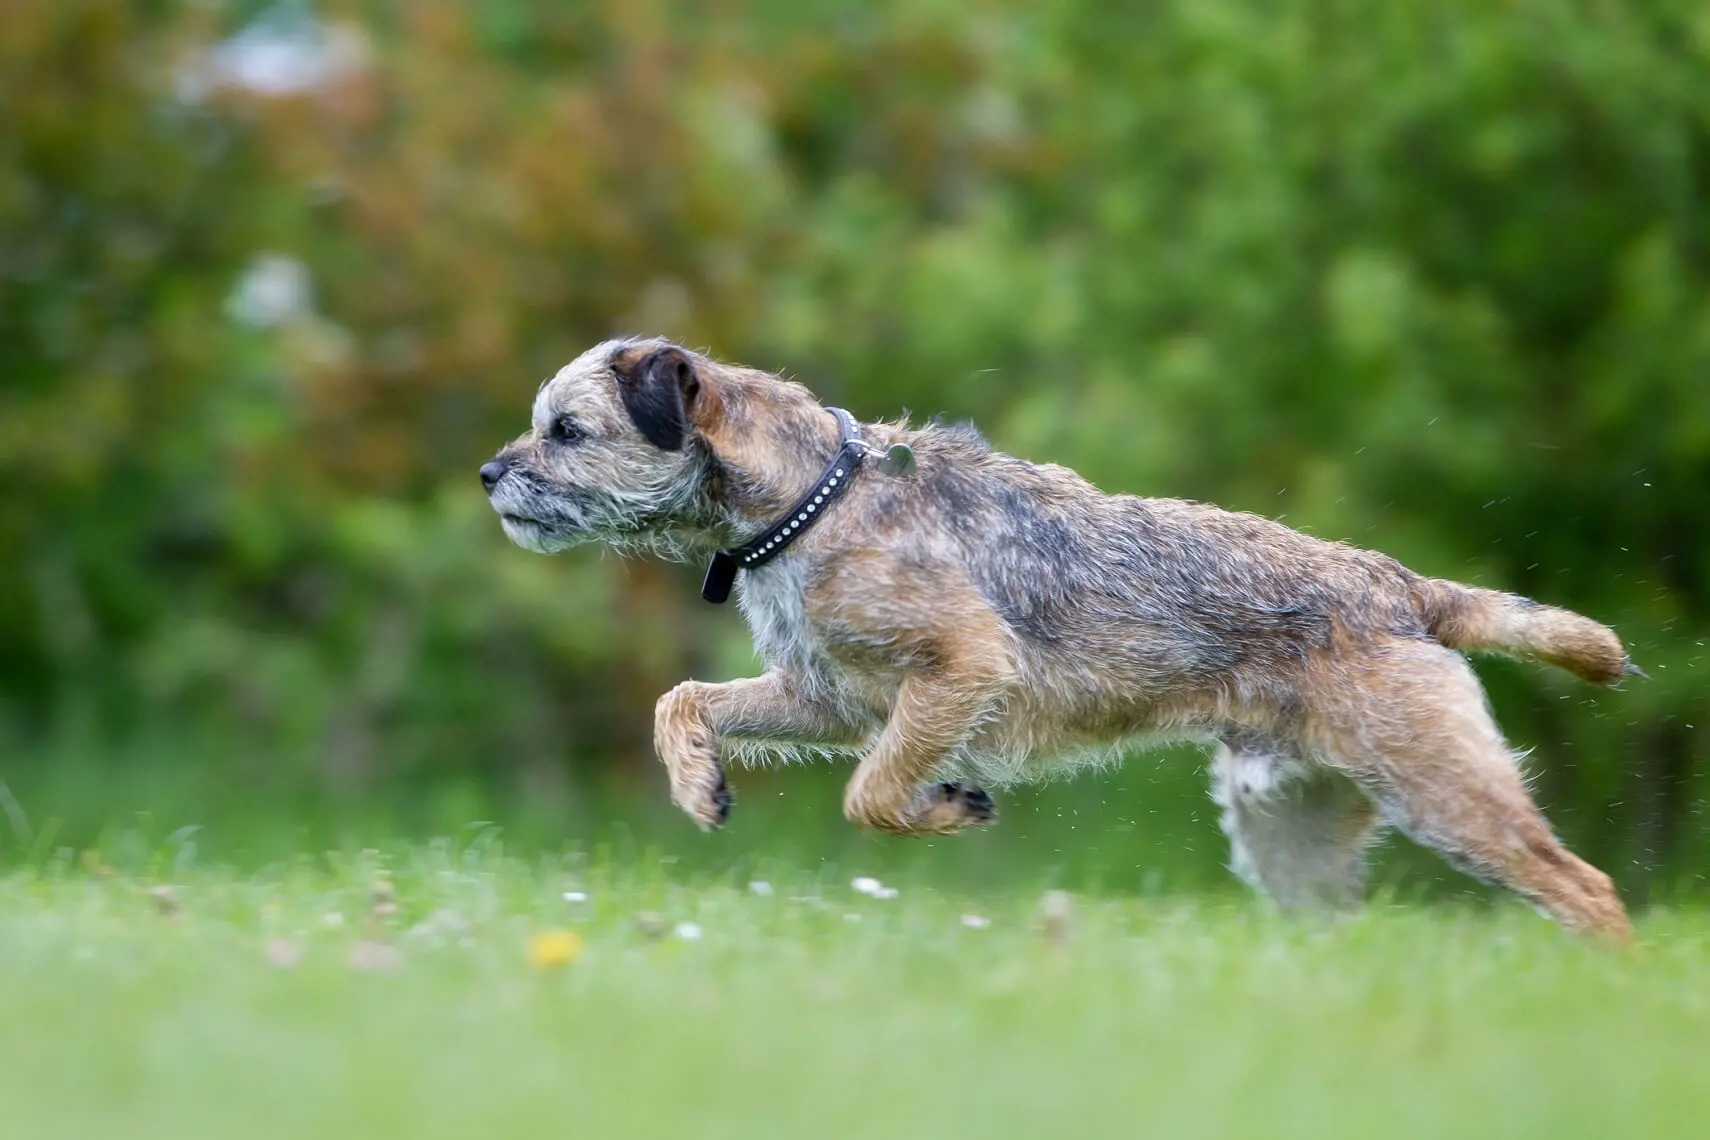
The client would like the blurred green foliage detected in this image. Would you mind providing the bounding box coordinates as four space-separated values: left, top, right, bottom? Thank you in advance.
1 1 1706 887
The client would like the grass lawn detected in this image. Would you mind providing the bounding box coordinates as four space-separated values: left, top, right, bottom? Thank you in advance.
0 842 1704 1140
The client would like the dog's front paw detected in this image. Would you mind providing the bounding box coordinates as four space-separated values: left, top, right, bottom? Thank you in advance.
673 765 733 831
950 782 997 824
911 780 998 835
655 682 733 831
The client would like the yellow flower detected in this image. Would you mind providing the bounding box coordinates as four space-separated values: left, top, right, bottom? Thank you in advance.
528 929 583 970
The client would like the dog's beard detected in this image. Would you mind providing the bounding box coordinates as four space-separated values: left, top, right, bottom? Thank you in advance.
489 470 705 561
490 476 591 554
498 514 578 555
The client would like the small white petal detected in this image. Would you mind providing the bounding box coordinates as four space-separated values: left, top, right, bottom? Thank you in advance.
562 891 588 903
748 880 774 896
851 876 882 896
961 913 991 929
673 922 702 941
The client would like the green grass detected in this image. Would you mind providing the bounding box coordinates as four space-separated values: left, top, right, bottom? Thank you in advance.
0 842 1706 1140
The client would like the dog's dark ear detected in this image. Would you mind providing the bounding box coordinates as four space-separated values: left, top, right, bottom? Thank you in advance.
614 345 703 451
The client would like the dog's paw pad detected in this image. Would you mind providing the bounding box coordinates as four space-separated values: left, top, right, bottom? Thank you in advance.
937 781 997 826
711 771 733 824
678 767 733 831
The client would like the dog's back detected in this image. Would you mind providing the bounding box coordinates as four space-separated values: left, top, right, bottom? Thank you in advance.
860 418 1631 699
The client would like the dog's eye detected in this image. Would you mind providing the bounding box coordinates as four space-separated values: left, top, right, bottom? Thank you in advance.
549 416 586 445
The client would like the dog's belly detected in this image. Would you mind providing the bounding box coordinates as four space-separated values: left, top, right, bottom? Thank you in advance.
952 688 1224 787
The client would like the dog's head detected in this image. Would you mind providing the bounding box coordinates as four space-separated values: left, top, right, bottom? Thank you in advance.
480 338 720 556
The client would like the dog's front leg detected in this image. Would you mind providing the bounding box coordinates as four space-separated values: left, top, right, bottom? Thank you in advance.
842 668 1006 837
654 670 857 830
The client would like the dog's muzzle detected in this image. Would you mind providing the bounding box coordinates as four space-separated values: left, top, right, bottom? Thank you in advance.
483 464 594 555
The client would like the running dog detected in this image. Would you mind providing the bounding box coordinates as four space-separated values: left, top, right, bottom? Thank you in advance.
481 338 1638 939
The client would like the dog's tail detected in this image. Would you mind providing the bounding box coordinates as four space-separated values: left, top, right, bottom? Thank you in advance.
1421 579 1639 686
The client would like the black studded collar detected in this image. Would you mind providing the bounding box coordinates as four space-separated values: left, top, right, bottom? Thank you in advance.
700 407 865 604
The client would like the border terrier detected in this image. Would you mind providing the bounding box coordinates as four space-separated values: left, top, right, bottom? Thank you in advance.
481 337 1639 940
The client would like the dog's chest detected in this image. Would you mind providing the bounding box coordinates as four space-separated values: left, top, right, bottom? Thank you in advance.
733 560 883 700
735 561 821 675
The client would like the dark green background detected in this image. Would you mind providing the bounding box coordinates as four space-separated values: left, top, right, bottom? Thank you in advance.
2 0 1706 897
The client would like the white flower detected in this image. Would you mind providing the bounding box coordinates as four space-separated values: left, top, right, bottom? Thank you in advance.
961 914 991 929
851 876 883 896
226 253 313 328
673 922 702 941
748 880 774 896
178 17 371 102
265 939 302 967
347 940 403 974
405 909 469 947
562 891 589 904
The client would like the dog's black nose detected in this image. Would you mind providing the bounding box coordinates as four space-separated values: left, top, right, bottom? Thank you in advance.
479 459 509 492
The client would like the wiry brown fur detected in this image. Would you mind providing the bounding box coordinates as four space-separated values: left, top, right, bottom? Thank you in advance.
482 338 1641 941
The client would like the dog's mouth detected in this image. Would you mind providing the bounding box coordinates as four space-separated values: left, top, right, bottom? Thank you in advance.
496 508 556 534
489 478 585 547
489 477 684 557
498 512 580 555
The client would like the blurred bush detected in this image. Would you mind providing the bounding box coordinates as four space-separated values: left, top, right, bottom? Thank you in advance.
1 0 1706 884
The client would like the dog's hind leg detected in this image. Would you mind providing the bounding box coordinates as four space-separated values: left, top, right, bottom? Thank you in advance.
1307 640 1632 942
1213 731 1384 911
